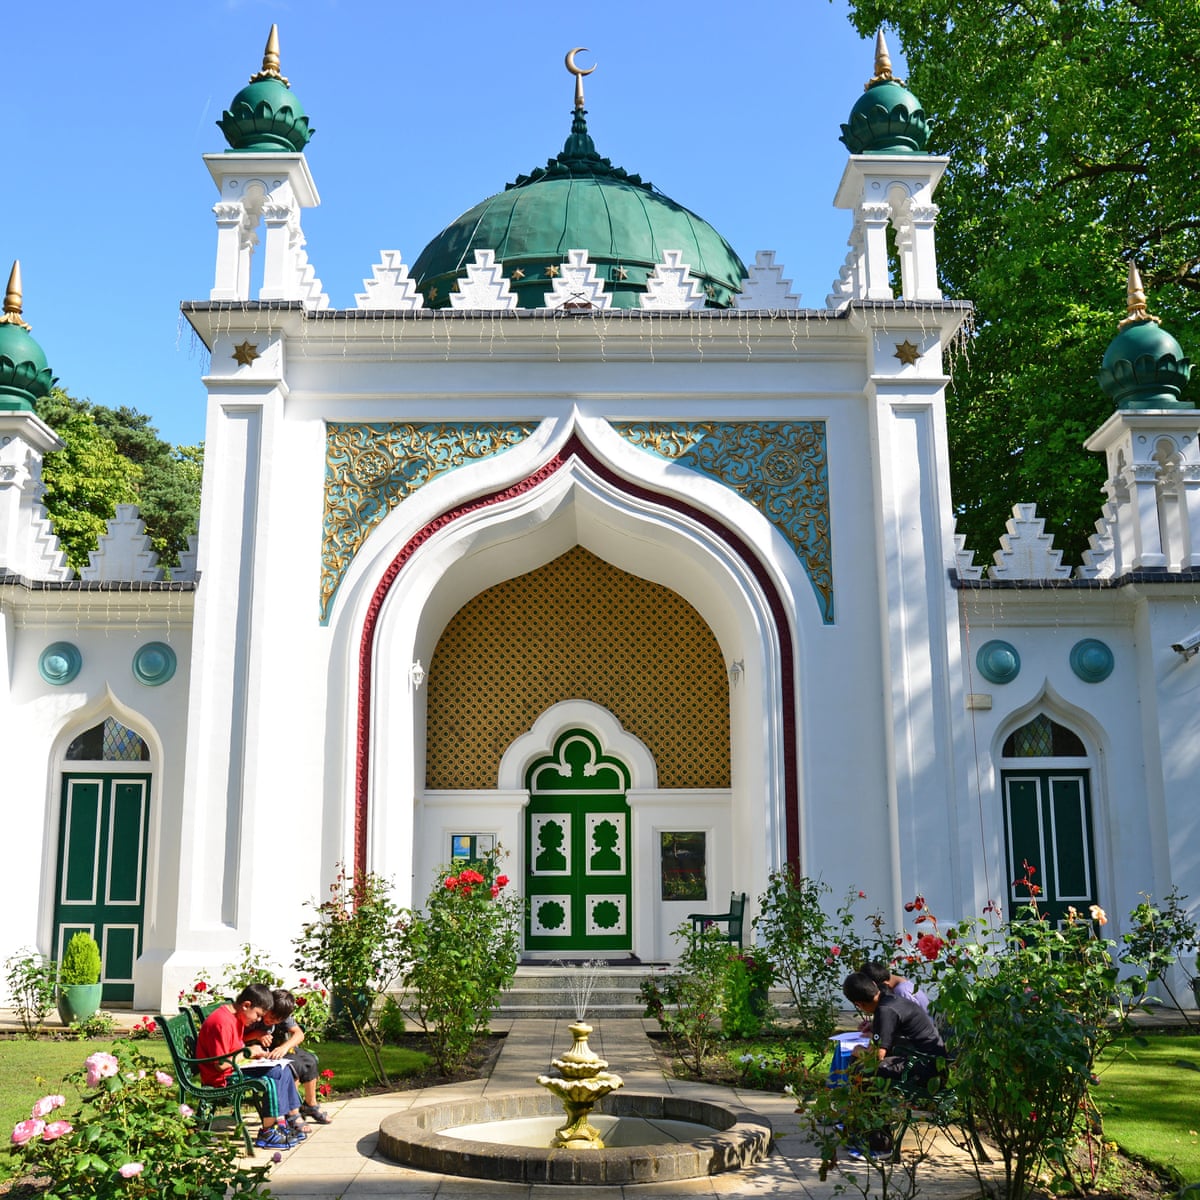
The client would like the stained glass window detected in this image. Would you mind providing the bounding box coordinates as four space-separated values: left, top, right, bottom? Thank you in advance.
66 718 150 762
1003 714 1085 758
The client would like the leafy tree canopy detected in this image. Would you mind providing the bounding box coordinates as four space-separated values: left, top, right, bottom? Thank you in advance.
34 389 203 572
841 0 1199 562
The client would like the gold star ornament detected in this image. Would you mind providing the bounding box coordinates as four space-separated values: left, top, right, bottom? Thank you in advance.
232 340 260 366
545 264 560 278
894 340 921 366
510 268 526 281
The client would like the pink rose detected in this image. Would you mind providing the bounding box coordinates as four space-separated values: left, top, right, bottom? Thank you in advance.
829 945 841 956
179 1104 194 1118
85 1052 120 1088
155 1071 174 1087
11 1119 45 1145
42 1121 72 1141
31 1095 65 1118
119 1163 144 1178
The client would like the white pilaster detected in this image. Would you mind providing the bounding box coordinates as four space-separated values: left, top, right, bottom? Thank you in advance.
0 412 71 580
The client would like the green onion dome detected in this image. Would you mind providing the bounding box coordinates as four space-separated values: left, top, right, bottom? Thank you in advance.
217 25 313 153
411 98 745 309
0 263 55 413
1099 265 1192 410
840 31 929 154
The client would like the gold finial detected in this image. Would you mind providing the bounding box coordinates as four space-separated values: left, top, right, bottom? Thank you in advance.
0 261 31 331
565 47 596 109
866 29 903 88
249 24 289 87
1119 261 1161 329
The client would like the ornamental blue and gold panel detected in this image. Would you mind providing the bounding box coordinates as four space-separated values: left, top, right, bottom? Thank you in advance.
614 421 833 622
322 422 536 621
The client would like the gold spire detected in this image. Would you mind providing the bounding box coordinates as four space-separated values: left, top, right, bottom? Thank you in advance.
866 29 904 88
249 24 289 87
0 261 31 331
565 47 596 110
1118 261 1162 330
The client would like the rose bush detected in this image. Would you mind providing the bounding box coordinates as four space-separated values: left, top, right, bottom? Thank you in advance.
7 1041 269 1199
396 847 522 1074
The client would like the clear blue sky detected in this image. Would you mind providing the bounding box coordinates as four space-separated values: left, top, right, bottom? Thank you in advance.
1 0 899 448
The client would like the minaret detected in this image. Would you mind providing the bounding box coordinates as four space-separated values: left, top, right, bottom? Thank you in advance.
832 30 946 302
204 25 323 304
0 262 71 579
1084 264 1197 572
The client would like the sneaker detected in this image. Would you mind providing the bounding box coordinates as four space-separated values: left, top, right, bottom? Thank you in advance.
254 1125 294 1151
300 1104 333 1125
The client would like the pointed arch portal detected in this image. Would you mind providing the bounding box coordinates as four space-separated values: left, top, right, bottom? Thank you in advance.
353 435 800 879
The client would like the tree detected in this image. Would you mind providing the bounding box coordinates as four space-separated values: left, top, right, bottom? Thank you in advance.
840 0 1200 562
34 391 202 571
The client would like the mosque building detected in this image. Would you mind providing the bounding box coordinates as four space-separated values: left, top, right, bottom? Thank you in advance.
1 28 1195 1009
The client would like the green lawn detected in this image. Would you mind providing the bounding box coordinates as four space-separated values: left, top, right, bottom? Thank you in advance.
1095 1033 1200 1187
0 1034 431 1182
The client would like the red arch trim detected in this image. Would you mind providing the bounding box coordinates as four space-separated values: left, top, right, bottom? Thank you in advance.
354 434 800 875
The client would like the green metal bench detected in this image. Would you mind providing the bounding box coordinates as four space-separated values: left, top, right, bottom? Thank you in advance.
688 891 748 946
155 1011 278 1154
889 1053 989 1164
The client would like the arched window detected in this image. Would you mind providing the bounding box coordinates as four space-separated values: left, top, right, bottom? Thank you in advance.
1000 712 1096 926
65 718 150 763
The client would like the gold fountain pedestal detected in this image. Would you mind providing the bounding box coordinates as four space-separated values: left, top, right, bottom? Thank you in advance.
536 1020 625 1149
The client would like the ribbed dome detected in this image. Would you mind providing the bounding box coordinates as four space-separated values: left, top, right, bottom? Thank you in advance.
840 32 929 154
411 106 745 309
0 263 55 413
1098 266 1192 410
217 25 313 154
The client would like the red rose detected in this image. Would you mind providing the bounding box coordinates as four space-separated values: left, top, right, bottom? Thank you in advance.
496 875 509 888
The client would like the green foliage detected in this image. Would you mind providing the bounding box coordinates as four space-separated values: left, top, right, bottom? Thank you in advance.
639 924 737 1075
1120 887 1199 1028
3 948 58 1038
395 849 522 1074
293 865 409 1085
721 952 775 1039
217 943 284 995
754 870 870 1046
897 875 1122 1200
7 1041 270 1200
59 932 102 987
841 0 1200 561
377 996 407 1043
68 1012 117 1041
33 389 201 571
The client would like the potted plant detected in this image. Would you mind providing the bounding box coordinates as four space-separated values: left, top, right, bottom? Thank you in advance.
56 931 103 1026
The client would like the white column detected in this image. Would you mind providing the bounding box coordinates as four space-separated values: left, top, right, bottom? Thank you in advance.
258 200 297 301
1130 463 1168 568
902 203 943 301
861 202 894 300
211 202 251 301
1182 464 1200 568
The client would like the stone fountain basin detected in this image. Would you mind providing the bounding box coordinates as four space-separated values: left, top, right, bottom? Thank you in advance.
377 1090 774 1185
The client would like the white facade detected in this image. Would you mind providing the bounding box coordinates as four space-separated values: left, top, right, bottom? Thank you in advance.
2 72 1197 1011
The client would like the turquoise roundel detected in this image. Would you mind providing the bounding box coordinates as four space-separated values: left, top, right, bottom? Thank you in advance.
132 642 177 686
39 642 81 685
1070 639 1114 683
977 640 1020 685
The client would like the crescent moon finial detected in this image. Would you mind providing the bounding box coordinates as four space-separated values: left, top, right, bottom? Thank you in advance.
565 47 596 109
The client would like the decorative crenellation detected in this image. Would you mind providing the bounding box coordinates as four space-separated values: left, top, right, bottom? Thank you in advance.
952 526 983 581
449 250 519 310
321 421 537 620
540 249 613 311
736 251 800 310
614 421 833 622
0 427 72 580
640 250 706 311
355 251 427 311
988 503 1071 580
174 534 200 583
1077 501 1118 579
79 504 164 583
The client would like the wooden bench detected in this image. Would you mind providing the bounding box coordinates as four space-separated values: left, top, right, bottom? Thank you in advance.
155 1011 278 1153
687 891 748 946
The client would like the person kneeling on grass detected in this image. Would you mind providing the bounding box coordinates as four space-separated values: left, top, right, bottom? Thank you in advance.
244 988 333 1125
194 982 309 1151
841 970 949 1155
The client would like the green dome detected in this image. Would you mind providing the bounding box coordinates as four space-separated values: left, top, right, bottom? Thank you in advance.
1098 266 1192 409
411 108 745 309
840 32 929 154
218 26 313 153
0 264 54 413
1099 319 1192 409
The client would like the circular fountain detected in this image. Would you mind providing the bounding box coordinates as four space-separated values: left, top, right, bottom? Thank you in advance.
377 1018 773 1185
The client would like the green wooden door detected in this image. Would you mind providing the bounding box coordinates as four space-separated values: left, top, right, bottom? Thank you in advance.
524 729 632 952
1002 770 1097 926
54 773 152 1003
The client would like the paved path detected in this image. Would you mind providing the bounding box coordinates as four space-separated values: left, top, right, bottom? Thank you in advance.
259 1016 998 1199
